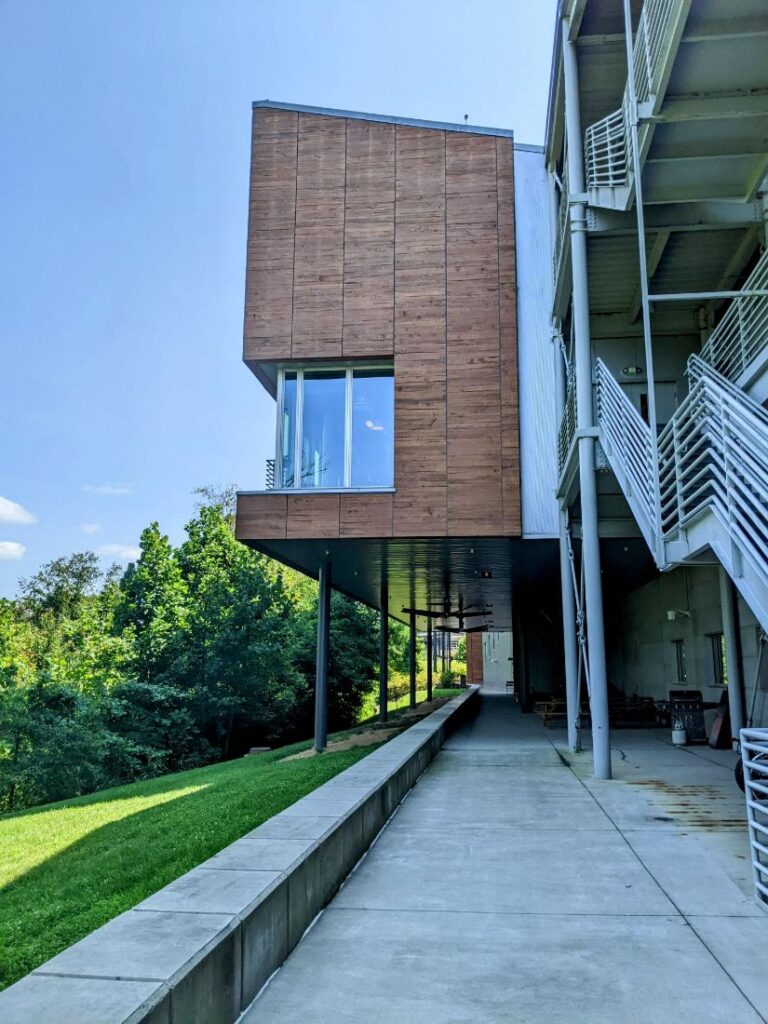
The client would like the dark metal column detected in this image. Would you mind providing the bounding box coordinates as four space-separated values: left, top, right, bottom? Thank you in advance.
426 626 433 702
379 579 389 723
314 560 331 752
409 610 417 708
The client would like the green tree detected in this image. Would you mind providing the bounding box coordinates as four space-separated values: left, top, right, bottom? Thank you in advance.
18 553 102 623
116 523 188 683
177 504 300 756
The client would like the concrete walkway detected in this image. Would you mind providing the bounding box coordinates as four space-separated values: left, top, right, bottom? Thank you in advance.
244 696 768 1023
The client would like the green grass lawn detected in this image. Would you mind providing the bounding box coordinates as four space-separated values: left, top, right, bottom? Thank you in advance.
0 735 386 991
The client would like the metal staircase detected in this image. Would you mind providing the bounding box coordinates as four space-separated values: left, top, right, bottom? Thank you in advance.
700 248 768 403
594 353 768 631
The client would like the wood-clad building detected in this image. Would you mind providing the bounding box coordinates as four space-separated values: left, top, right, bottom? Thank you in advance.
234 102 554 637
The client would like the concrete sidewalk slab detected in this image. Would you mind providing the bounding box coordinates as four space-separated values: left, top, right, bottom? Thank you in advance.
244 696 768 1023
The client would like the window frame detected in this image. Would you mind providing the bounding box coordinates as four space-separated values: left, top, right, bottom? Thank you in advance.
707 632 728 688
274 363 394 492
673 638 687 683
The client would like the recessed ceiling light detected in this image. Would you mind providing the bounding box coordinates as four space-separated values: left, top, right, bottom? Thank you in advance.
481 569 493 579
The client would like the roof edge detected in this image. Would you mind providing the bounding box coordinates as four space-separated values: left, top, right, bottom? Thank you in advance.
252 100 514 139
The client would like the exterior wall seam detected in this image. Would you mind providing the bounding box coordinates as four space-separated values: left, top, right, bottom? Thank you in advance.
290 112 299 358
443 130 449 534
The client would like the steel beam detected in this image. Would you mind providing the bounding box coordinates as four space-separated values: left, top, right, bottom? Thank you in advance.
314 560 331 753
379 579 389 724
563 19 612 780
720 568 745 750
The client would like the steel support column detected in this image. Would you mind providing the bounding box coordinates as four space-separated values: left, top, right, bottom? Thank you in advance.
379 579 389 724
409 611 417 708
559 510 581 750
426 626 433 702
314 560 331 753
623 0 664 564
562 19 612 779
719 567 745 749
555 335 580 751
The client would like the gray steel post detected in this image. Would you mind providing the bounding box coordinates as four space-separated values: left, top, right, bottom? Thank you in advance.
559 510 581 750
554 336 580 751
409 610 417 708
562 19 612 779
427 626 433 701
719 567 745 749
622 0 664 563
314 560 331 752
379 579 389 723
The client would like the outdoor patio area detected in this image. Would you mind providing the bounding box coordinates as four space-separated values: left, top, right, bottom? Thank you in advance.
244 693 768 1023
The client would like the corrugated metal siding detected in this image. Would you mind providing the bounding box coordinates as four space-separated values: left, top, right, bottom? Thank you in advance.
515 147 559 538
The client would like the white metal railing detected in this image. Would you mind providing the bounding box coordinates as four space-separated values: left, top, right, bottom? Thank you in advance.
658 357 768 582
558 373 577 473
584 98 630 190
634 0 678 104
700 248 768 384
594 355 768 599
740 728 768 907
594 359 658 537
583 0 681 191
553 162 570 282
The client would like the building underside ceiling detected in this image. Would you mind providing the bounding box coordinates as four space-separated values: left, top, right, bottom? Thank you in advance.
244 535 657 634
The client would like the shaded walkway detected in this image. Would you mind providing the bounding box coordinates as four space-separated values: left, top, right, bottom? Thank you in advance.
244 696 768 1023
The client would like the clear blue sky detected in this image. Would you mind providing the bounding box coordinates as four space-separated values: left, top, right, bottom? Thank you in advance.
0 0 556 597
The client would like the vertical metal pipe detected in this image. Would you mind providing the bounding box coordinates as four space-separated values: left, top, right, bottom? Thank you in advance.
562 19 612 779
379 579 389 724
622 0 663 563
719 567 745 749
427 626 433 701
409 611 417 708
559 511 581 750
314 560 331 752
554 332 580 750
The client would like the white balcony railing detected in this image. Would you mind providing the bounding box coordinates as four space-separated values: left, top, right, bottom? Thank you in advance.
700 248 768 385
553 161 570 283
583 0 684 192
558 372 577 474
584 99 630 190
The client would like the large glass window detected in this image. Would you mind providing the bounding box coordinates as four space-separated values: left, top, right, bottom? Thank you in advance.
351 369 394 487
275 365 394 490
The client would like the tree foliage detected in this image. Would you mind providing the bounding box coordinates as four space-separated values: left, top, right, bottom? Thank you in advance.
0 496 382 812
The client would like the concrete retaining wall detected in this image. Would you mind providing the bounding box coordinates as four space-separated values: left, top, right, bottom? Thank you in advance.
0 688 479 1024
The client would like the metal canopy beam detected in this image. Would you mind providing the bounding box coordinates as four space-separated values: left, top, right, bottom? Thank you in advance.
588 201 762 234
653 94 768 123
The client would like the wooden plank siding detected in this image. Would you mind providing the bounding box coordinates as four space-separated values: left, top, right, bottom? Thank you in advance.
239 106 520 542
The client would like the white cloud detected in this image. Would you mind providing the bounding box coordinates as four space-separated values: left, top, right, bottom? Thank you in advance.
97 543 141 561
80 522 103 534
0 497 37 525
82 483 134 496
0 541 26 560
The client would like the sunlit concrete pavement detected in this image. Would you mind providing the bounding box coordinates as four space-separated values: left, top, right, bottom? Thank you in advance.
243 695 768 1023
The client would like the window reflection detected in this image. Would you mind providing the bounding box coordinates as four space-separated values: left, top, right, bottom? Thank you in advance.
301 370 346 488
351 369 394 487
